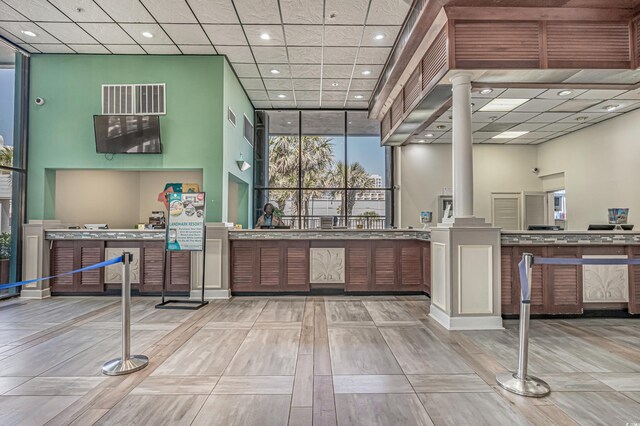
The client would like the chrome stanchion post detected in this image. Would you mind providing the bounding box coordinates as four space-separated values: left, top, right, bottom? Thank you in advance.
496 253 550 397
102 252 149 376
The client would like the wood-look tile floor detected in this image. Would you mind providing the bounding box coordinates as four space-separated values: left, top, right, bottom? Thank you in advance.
1 296 640 425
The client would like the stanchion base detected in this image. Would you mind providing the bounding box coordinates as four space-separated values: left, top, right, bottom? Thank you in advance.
496 372 551 397
102 355 149 376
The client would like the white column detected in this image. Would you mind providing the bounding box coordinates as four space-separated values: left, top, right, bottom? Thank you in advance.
450 73 474 218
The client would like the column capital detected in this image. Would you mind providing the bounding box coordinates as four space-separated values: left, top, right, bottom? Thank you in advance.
449 72 473 86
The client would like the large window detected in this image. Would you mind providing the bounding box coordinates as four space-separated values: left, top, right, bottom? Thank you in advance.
254 111 392 229
0 46 27 298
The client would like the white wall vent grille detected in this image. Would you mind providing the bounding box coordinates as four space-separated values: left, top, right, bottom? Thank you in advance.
243 114 254 146
102 83 166 115
228 107 237 127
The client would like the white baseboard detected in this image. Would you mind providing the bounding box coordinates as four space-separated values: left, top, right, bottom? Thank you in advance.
429 305 503 330
190 289 230 300
20 288 51 299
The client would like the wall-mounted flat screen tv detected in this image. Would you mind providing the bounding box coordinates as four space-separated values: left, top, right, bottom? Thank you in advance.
94 115 162 154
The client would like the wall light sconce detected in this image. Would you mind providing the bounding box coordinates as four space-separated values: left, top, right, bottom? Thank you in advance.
237 153 251 172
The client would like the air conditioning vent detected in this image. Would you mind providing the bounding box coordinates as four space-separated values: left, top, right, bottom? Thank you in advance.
228 107 237 127
102 83 166 115
243 114 254 145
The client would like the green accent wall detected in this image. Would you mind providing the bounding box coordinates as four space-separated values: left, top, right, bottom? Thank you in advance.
27 54 253 224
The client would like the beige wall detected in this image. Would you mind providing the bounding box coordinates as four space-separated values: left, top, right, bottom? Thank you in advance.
55 169 203 228
398 144 541 229
537 108 640 230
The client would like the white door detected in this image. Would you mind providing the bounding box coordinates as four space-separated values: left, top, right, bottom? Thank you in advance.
522 192 547 230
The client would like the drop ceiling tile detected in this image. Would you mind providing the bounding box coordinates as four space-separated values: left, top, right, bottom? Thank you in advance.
558 112 607 123
253 46 288 63
323 46 358 64
470 98 492 111
0 27 26 45
104 44 146 54
513 99 565 113
2 0 68 21
120 24 173 44
575 89 628 100
353 64 383 78
71 44 110 54
17 43 39 53
203 24 246 45
325 0 369 25
504 138 537 145
356 47 391 64
322 64 354 79
536 89 587 99
367 0 412 25
253 101 273 108
0 2 27 21
247 90 269 101
161 24 210 44
188 0 239 23
297 101 321 108
549 99 600 112
31 44 75 53
361 26 401 47
507 122 550 132
244 25 285 46
235 0 281 24
0 22 59 44
322 78 350 91
614 89 640 100
271 100 297 108
563 69 640 85
322 101 347 108
293 79 320 90
258 63 291 78
36 22 97 44
290 64 321 78
284 25 323 46
536 122 580 132
240 78 265 90
495 112 540 123
582 100 638 113
471 122 486 131
498 88 547 98
263 79 293 90
179 44 216 54
347 79 376 91
288 46 322 64
527 112 573 122
322 91 348 101
143 44 182 54
269 90 295 100
140 0 197 23
471 87 506 98
323 26 363 47
346 101 369 109
472 111 507 123
295 91 320 101
93 0 154 23
425 122 450 131
216 45 254 62
591 113 621 123
477 122 517 132
474 131 502 139
281 0 323 24
521 131 557 139
78 23 135 44
233 63 261 78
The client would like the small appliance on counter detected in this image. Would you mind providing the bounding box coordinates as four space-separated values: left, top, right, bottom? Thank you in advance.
148 211 166 229
84 224 108 230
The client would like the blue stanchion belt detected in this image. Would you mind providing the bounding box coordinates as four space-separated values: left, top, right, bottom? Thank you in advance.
0 256 124 291
518 256 640 302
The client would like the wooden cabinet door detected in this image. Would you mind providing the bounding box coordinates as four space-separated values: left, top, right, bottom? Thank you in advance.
141 242 165 293
230 241 257 292
51 241 76 293
422 242 431 295
257 241 282 290
77 241 105 293
546 246 582 314
628 246 640 315
345 241 371 292
513 246 546 314
397 241 423 291
501 246 515 315
283 241 309 292
372 242 397 291
167 251 191 293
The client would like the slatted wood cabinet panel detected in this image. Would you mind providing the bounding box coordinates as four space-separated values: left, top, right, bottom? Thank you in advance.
627 246 640 315
50 240 190 295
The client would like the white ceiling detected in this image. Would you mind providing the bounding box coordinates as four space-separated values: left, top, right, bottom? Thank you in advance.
407 87 640 145
0 0 413 109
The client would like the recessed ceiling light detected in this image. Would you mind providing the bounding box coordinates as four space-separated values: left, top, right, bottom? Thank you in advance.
558 90 573 96
492 131 530 139
21 30 37 37
479 98 529 112
354 95 364 99
270 69 280 74
286 121 292 124
479 88 493 95
603 104 620 112
361 70 371 76
374 34 385 40
277 94 287 98
331 82 339 87
425 133 434 137
418 139 425 143
436 125 446 130
260 33 271 40
141 31 154 38
575 116 588 121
